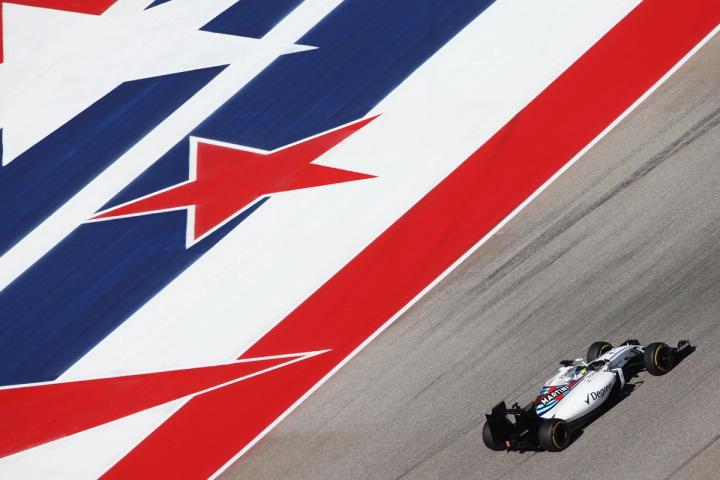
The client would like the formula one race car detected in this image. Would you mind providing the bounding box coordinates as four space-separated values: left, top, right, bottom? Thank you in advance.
483 339 692 452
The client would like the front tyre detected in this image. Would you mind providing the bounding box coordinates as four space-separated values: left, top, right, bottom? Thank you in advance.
587 341 613 362
482 421 505 451
644 342 674 376
538 419 570 452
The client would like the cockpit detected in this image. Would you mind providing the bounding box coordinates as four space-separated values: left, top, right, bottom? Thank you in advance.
545 358 606 386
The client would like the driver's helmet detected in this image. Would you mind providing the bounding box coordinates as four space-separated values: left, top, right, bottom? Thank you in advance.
573 359 588 376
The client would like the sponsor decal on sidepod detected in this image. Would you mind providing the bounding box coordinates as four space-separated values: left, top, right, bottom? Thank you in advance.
584 384 612 405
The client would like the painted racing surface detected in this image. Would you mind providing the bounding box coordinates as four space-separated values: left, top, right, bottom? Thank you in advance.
1 0 718 478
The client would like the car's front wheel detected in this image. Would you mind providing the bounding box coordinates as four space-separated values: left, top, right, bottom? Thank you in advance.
538 418 570 452
644 342 674 376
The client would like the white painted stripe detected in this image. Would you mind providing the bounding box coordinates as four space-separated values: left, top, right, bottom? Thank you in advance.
0 0 338 289
0 350 329 390
62 0 641 379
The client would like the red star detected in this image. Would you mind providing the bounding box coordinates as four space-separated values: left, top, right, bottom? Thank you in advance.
90 116 378 246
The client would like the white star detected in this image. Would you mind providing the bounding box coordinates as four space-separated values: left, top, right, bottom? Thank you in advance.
0 0 313 165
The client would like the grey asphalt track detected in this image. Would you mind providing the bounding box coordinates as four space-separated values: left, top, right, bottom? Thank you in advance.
222 33 720 480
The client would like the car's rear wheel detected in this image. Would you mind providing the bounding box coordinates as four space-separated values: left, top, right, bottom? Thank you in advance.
644 342 674 376
482 421 505 451
586 341 613 362
538 418 570 452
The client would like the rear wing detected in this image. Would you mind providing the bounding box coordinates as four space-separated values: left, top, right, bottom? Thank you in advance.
485 400 539 449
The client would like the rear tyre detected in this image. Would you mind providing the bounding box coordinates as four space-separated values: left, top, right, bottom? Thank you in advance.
538 418 570 452
482 421 505 451
644 342 674 376
587 341 613 362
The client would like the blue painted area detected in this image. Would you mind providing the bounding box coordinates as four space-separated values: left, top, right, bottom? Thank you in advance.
202 0 304 39
1 0 496 386
0 194 269 386
0 66 224 256
104 135 191 208
195 0 495 150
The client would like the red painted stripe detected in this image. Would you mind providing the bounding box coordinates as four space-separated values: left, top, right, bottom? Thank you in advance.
6 0 116 15
0 355 316 458
0 1 117 64
104 1 720 478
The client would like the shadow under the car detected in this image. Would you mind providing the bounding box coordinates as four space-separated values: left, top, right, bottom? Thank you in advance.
563 345 696 451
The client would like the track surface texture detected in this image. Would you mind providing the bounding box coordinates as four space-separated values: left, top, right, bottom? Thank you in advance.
222 34 720 480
